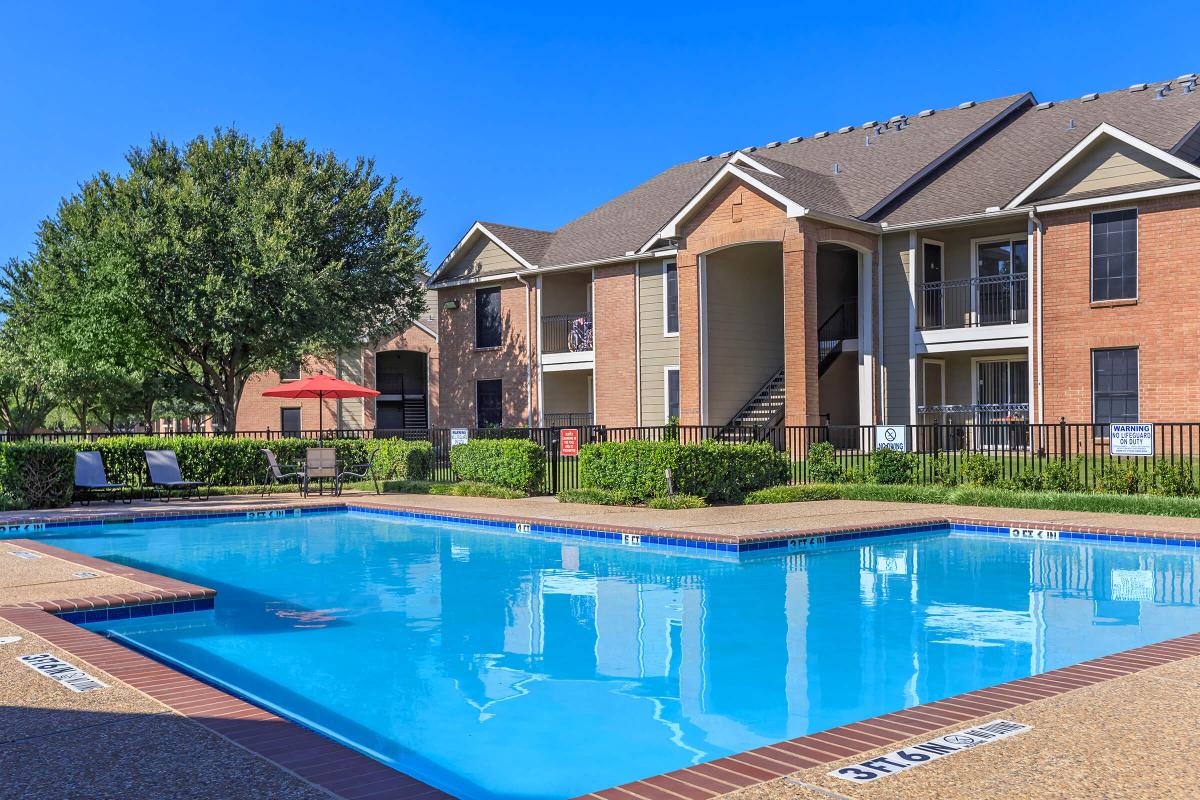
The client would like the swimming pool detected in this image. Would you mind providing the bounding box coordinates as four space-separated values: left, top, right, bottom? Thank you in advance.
19 510 1200 799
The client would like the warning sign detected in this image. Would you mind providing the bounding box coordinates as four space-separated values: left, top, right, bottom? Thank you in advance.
560 428 580 457
830 719 1031 783
1109 423 1153 456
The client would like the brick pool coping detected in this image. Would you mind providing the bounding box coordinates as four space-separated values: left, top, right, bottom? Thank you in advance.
578 631 1200 800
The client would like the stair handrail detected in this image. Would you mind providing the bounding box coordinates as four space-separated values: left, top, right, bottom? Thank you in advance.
721 366 785 434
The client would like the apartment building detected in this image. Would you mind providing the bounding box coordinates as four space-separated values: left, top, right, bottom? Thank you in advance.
235 289 439 433
430 75 1200 434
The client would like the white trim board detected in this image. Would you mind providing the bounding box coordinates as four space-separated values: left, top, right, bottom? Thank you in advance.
430 221 540 284
1006 123 1200 209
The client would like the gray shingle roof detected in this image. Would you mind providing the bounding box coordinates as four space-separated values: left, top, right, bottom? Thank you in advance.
878 82 1200 224
447 80 1200 274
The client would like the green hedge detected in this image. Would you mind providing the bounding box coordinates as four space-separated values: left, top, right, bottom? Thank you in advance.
450 438 545 494
578 439 788 503
0 442 75 509
65 436 431 487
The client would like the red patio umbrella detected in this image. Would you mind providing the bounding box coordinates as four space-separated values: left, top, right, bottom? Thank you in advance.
262 372 380 442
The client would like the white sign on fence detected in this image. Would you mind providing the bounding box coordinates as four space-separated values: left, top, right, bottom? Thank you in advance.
875 425 908 452
1110 423 1153 456
450 428 470 447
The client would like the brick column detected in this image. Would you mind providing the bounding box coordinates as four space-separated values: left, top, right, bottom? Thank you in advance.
677 250 701 424
592 263 638 426
783 226 818 425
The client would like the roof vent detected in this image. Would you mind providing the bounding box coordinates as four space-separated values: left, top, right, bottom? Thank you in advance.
864 135 871 147
1080 92 1099 102
917 109 935 117
1156 82 1172 99
889 114 907 124
698 155 714 162
833 161 841 175
1129 83 1148 92
1068 118 1076 130
787 136 804 144
813 131 830 139
861 120 878 129
1177 73 1198 82
742 145 758 152
1186 80 1197 94
719 150 734 157
765 141 781 148
837 125 855 134
958 100 975 109
1035 101 1054 110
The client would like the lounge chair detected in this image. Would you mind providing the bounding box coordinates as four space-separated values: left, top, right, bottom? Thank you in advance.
74 451 131 505
335 452 380 496
144 450 211 501
260 449 304 497
303 447 338 497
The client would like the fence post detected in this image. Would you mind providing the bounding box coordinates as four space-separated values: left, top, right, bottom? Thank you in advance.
1058 416 1067 461
549 428 559 495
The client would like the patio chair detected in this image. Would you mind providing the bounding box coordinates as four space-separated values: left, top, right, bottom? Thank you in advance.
74 451 131 505
143 450 211 501
303 447 338 497
335 451 380 496
260 449 304 497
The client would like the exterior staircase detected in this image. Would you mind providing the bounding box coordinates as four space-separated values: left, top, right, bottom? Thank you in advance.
818 300 857 377
719 367 785 440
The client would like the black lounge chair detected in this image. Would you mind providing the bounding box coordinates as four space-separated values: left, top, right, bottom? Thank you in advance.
335 452 380 496
74 451 131 505
144 450 211 501
260 449 304 496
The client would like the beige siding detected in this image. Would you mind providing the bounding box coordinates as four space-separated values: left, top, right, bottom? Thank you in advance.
543 371 591 415
439 236 522 282
704 244 784 425
1040 139 1186 199
337 350 366 428
637 261 679 425
881 233 912 424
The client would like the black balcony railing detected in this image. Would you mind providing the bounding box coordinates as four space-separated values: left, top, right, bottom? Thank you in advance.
917 403 1030 449
542 312 593 354
544 412 594 427
918 274 1028 330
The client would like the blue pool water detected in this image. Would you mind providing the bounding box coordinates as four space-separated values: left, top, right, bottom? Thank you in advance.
17 511 1200 799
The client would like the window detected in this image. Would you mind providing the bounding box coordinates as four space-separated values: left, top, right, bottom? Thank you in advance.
664 261 679 335
1093 348 1138 425
280 408 301 436
1091 209 1137 301
280 363 300 381
476 379 503 427
475 287 502 348
665 367 680 422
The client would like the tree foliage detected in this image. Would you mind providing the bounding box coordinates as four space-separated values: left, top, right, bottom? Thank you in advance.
1 126 427 430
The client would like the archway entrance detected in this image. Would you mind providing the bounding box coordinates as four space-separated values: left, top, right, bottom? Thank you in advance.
816 243 861 438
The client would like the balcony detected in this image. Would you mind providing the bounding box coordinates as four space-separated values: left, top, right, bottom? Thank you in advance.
918 274 1028 331
542 312 594 365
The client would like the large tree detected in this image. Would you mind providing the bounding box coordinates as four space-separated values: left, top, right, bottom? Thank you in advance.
3 126 428 429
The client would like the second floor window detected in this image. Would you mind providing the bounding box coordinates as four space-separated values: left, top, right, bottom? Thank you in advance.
1092 208 1137 301
280 363 300 381
664 261 679 335
475 287 502 348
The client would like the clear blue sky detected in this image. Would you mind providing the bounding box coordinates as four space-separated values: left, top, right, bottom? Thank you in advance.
2 1 1195 270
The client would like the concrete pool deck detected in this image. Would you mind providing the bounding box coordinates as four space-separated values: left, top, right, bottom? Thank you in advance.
3 491 1200 799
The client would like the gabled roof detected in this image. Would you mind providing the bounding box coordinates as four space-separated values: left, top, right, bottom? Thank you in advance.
1005 122 1200 208
435 78 1200 279
879 80 1200 224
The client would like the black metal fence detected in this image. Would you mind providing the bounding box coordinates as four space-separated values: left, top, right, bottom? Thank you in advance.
6 420 1200 496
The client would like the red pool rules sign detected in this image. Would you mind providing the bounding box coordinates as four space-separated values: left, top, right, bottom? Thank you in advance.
560 428 580 457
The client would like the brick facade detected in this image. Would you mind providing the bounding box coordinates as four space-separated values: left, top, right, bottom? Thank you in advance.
1040 194 1200 422
234 322 439 433
591 263 638 426
436 278 536 427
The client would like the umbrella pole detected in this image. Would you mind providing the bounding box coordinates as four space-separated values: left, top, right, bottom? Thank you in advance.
318 391 324 446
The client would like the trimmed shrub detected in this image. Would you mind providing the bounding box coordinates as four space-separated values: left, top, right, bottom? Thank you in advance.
1150 462 1197 497
867 448 916 484
450 438 545 494
1007 470 1045 492
744 484 841 504
928 454 959 487
578 439 788 503
805 442 845 483
557 487 627 505
958 453 1003 487
364 439 432 481
0 442 75 509
1040 456 1086 493
647 493 707 510
1097 462 1146 495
